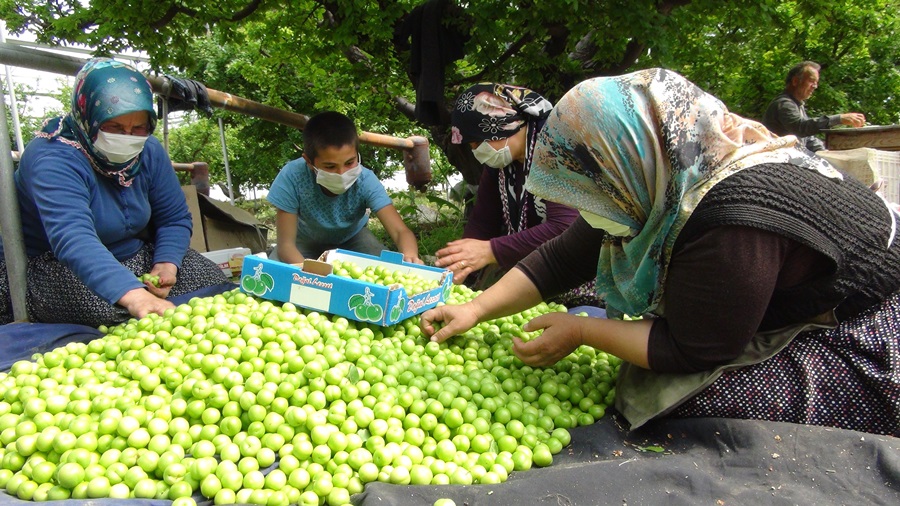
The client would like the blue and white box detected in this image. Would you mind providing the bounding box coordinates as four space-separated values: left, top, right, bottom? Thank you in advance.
239 249 453 326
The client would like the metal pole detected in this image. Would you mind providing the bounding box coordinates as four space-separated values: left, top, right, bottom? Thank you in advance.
0 24 25 152
218 117 235 204
0 87 28 321
0 43 427 152
161 98 169 153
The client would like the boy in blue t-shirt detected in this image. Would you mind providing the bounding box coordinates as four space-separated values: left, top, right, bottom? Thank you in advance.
267 111 422 264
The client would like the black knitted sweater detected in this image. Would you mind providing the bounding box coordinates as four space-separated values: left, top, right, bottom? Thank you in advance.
677 162 900 328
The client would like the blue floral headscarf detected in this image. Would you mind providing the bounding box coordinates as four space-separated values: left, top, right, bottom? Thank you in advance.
526 68 841 316
36 58 157 187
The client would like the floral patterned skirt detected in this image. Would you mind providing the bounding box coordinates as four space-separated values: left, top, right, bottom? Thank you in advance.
672 291 900 436
1 244 227 327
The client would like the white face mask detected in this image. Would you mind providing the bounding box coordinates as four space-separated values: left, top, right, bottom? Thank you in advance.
472 138 513 168
314 164 362 195
580 210 632 237
93 131 149 163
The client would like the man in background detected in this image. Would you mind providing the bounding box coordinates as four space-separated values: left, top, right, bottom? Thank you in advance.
763 61 866 152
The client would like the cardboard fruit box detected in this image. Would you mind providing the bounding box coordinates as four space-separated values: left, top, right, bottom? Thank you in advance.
239 249 453 326
201 247 251 278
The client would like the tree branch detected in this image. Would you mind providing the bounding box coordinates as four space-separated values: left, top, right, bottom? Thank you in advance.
394 96 416 120
657 0 692 16
229 0 263 22
543 23 570 58
150 1 264 31
343 45 370 65
577 0 689 78
340 45 417 122
447 33 533 87
611 38 645 74
569 30 598 70
150 5 187 31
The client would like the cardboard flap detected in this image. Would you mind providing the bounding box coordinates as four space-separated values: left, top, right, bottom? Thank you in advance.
379 250 404 263
302 259 334 276
181 185 208 253
197 193 264 227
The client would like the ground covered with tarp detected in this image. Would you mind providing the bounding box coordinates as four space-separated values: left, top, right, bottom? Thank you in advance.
0 286 898 506
356 415 900 505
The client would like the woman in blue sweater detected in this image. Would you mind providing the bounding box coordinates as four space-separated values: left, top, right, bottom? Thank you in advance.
0 58 227 327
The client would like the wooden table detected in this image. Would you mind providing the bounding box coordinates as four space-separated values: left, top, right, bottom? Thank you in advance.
824 124 900 151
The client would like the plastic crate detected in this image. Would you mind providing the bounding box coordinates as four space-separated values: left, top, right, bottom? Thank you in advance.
871 150 900 204
819 148 900 204
818 148 878 186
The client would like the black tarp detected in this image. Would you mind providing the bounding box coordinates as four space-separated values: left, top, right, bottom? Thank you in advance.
355 414 900 505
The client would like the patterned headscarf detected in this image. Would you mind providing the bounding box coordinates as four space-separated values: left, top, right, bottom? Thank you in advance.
35 58 157 187
450 83 553 144
526 68 842 316
450 83 555 234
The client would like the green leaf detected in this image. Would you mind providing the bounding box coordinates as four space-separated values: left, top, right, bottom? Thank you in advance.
348 294 366 309
425 194 460 213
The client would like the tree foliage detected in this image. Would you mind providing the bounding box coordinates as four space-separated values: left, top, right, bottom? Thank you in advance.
2 79 67 153
3 0 899 193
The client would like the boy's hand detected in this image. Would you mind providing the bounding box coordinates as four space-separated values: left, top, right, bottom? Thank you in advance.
373 204 421 267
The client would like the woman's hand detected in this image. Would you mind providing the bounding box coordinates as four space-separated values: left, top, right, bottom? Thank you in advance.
118 287 175 319
146 262 177 298
420 303 480 343
512 313 586 367
435 239 496 284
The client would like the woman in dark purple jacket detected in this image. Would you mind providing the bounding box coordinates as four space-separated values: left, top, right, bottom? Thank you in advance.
435 83 580 288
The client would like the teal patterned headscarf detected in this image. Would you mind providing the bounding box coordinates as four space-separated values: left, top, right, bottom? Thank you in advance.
526 68 842 316
36 58 157 187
